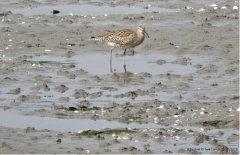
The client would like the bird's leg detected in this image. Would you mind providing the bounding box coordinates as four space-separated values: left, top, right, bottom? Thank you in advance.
123 49 126 56
123 49 126 72
110 47 115 72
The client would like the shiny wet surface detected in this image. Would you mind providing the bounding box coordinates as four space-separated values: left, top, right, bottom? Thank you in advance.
10 5 176 16
0 1 238 153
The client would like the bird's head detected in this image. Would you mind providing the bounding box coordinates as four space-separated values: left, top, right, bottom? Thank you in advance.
138 26 149 38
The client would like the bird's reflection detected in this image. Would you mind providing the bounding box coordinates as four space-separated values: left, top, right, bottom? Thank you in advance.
110 50 135 73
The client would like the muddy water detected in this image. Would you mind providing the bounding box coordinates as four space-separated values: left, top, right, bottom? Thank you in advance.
1 109 238 154
27 54 197 75
0 53 199 109
0 110 163 131
10 5 176 16
0 0 239 153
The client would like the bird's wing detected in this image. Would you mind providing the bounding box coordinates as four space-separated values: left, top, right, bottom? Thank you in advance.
91 29 136 45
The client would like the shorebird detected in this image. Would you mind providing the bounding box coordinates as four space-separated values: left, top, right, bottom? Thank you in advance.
90 26 149 72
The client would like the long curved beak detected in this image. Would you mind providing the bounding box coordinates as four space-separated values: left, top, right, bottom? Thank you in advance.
144 30 149 38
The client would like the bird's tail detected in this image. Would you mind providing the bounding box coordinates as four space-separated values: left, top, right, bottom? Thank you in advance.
89 36 104 41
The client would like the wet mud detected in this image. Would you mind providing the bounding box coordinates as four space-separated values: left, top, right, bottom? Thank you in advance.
0 0 239 154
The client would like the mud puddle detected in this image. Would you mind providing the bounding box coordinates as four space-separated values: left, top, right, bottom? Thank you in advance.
0 0 18 4
0 53 225 109
0 110 238 154
0 110 163 132
0 109 204 132
0 0 238 153
10 5 176 16
27 54 197 75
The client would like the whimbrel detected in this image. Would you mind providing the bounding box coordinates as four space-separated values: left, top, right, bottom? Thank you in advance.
90 26 149 72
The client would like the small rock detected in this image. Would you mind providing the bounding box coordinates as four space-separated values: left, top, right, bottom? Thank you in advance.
56 139 62 143
24 127 35 133
52 10 60 14
156 59 166 65
226 133 239 143
76 100 91 108
43 83 50 91
54 85 69 93
95 134 105 140
18 95 28 102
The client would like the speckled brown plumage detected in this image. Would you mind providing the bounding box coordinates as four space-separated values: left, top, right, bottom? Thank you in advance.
90 26 149 50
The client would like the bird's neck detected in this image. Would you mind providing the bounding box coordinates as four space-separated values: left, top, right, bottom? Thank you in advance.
137 31 145 43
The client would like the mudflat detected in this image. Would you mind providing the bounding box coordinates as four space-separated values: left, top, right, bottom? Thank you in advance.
0 0 239 154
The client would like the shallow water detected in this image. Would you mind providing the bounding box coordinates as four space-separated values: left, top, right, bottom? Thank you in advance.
0 53 201 109
0 0 239 153
0 0 18 4
10 5 176 16
1 109 238 134
0 110 161 132
0 110 238 154
146 127 239 154
0 109 206 132
27 54 197 76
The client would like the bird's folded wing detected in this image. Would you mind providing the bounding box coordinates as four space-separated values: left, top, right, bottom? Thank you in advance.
91 29 136 45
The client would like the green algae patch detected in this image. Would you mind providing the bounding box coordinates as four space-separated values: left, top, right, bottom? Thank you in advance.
230 96 239 100
74 129 136 137
78 107 101 111
55 113 68 116
67 64 76 68
102 129 136 135
217 100 226 103
200 120 233 127
66 106 101 111
56 139 62 143
0 13 8 16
